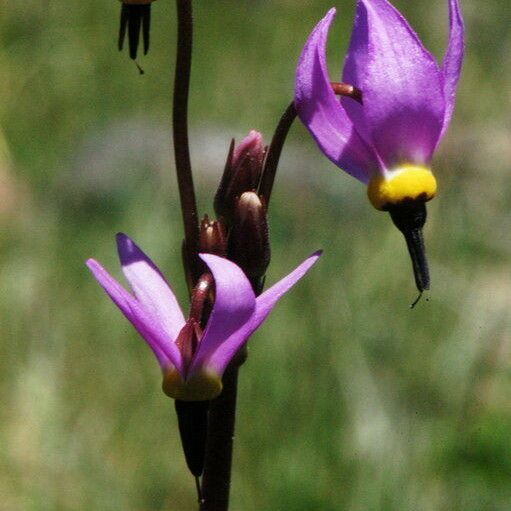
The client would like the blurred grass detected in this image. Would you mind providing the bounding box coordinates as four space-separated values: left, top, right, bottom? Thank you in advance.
1 0 511 510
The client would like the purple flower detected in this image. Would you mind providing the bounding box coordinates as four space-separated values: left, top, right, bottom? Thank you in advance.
87 234 321 401
295 0 464 294
295 0 464 210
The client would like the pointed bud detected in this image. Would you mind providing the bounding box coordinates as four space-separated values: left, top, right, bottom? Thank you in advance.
228 191 270 284
199 215 227 257
214 131 266 224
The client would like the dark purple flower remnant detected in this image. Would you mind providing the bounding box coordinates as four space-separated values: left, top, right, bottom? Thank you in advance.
118 0 157 60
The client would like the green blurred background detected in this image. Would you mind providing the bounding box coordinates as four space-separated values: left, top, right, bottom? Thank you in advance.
1 1 510 509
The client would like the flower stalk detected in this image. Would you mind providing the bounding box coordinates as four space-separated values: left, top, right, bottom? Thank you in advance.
259 82 363 208
258 102 297 208
173 0 200 287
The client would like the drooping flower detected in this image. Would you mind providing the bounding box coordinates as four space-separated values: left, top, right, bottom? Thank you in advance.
118 0 157 60
87 233 320 401
295 0 464 294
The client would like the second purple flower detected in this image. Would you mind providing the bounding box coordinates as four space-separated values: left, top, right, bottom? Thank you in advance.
295 0 464 295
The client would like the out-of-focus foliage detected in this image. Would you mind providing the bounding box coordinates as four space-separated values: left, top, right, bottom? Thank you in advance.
1 1 511 509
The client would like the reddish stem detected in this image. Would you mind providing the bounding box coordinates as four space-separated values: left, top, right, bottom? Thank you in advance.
173 0 200 283
259 82 362 208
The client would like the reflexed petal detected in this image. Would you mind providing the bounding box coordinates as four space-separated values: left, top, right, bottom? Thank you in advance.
342 0 445 168
187 254 256 377
201 251 322 376
252 251 322 328
439 0 464 139
116 233 186 343
295 8 378 183
86 259 183 374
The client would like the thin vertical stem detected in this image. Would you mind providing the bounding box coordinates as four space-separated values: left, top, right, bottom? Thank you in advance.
173 0 200 280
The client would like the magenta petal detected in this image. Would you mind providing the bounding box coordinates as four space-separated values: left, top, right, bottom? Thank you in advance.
342 0 445 168
187 254 256 377
295 8 378 183
439 0 464 139
251 251 322 333
86 259 183 374
201 251 322 377
116 233 186 343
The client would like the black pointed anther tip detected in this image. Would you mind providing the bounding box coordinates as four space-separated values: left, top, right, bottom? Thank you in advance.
175 400 210 477
142 6 151 55
388 201 430 293
118 5 129 51
118 4 152 60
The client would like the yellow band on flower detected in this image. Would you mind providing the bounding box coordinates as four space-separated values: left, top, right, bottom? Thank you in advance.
162 369 223 401
367 165 437 210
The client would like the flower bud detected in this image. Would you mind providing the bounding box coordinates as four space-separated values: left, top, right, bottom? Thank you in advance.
214 131 266 225
199 215 227 257
228 191 270 283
